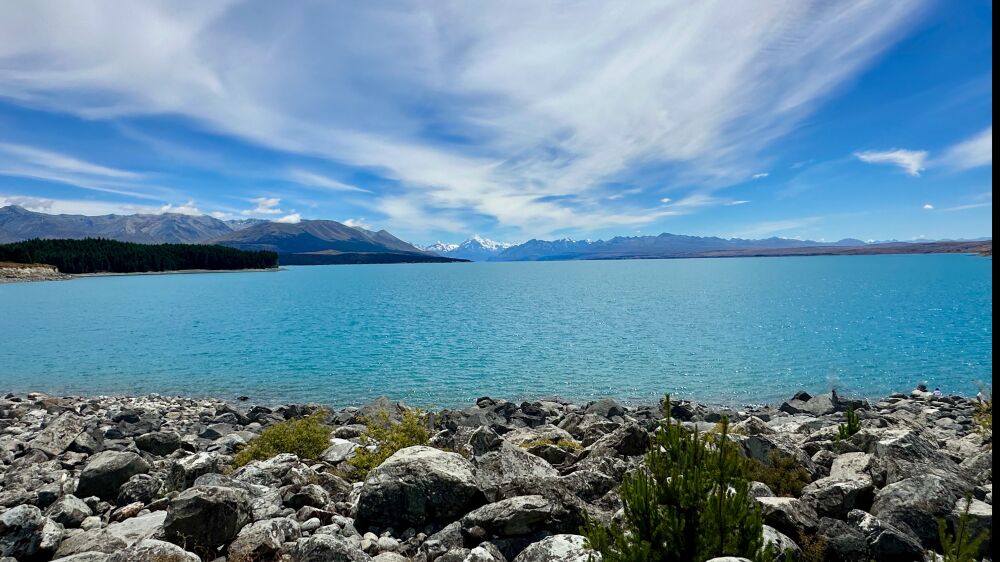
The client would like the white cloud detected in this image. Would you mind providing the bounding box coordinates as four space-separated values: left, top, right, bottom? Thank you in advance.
659 197 672 204
938 126 992 170
243 197 283 215
728 216 823 238
0 1 927 236
0 194 194 216
726 200 751 206
854 149 928 176
288 169 370 193
158 200 202 215
342 217 374 230
274 212 301 223
922 203 934 210
0 143 139 179
751 172 769 179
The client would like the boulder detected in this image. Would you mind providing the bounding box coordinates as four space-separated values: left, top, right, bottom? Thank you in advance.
29 412 86 456
105 538 200 562
870 474 966 548
53 530 128 558
292 533 372 562
166 452 221 491
584 399 626 419
869 429 961 486
46 494 92 528
463 542 507 562
511 534 599 562
754 497 818 539
800 477 873 519
815 517 867 562
117 473 163 506
134 431 182 456
104 511 167 546
847 509 923 562
76 451 150 501
762 525 800 560
356 446 485 529
474 444 559 502
461 495 555 538
228 518 301 562
0 505 44 559
322 438 360 463
947 497 991 558
49 552 111 562
163 485 253 552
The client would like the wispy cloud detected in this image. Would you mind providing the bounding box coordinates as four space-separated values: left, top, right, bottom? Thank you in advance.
0 1 927 236
0 194 204 216
854 149 928 176
728 216 823 239
923 203 934 210
938 126 992 170
751 172 769 180
288 169 370 193
274 212 301 223
243 197 284 215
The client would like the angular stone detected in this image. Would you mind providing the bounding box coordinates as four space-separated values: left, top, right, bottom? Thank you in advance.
76 451 150 501
512 534 599 562
106 538 200 562
163 486 253 552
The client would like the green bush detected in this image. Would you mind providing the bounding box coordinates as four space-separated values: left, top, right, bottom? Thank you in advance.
233 411 331 468
583 395 776 562
937 497 989 562
520 438 582 450
748 449 812 497
973 396 991 436
836 407 862 440
348 409 429 479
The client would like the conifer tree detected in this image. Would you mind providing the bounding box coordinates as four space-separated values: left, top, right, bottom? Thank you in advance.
583 395 775 562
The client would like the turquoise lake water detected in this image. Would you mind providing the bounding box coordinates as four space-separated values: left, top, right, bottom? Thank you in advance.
0 254 992 407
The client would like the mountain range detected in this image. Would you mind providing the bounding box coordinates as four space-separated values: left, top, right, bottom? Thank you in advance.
1 205 990 264
0 206 462 265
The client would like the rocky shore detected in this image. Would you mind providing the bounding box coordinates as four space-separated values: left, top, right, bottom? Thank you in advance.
0 389 991 561
0 263 69 284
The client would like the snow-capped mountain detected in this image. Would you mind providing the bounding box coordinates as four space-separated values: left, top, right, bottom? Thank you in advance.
425 235 514 261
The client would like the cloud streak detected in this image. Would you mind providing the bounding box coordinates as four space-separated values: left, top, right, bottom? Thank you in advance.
0 1 928 236
854 149 928 176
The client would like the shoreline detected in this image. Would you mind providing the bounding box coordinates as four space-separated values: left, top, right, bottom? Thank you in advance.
0 267 282 284
0 387 990 560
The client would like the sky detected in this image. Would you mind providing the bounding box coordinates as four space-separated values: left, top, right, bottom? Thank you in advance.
0 1 992 245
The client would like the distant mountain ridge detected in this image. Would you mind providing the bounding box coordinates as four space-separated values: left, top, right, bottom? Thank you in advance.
426 233 872 261
0 206 462 265
0 205 233 244
425 235 513 261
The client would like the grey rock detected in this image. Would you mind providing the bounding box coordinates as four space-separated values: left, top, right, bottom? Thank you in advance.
0 505 44 559
847 509 923 562
105 538 200 562
816 517 867 562
53 530 128 558
464 542 507 562
762 525 800 560
292 533 372 562
583 399 626 419
46 494 92 528
800 477 873 519
755 497 818 539
117 473 163 506
76 451 151 501
461 495 554 537
29 412 86 456
356 446 485 529
105 511 167 546
50 552 110 562
870 474 966 548
511 534 599 562
167 452 221 491
134 431 182 456
322 438 360 463
228 517 301 562
475 444 559 502
163 485 253 552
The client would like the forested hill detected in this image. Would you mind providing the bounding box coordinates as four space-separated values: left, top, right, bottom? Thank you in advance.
0 238 278 274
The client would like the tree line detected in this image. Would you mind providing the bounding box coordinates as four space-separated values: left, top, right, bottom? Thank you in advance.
0 238 278 274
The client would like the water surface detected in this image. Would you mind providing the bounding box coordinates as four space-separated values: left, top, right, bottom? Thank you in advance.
0 254 992 407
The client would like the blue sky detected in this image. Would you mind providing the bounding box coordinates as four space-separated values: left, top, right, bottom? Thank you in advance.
0 1 992 245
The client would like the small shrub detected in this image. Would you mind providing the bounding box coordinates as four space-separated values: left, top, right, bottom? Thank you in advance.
582 395 776 562
836 408 862 440
973 396 991 437
937 496 989 562
797 530 827 562
520 438 582 450
748 450 811 497
348 409 429 479
233 411 331 468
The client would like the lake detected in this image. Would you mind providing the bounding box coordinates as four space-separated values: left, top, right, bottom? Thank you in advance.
0 254 992 407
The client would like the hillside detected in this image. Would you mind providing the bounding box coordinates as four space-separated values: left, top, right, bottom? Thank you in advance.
0 205 233 244
0 238 278 274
